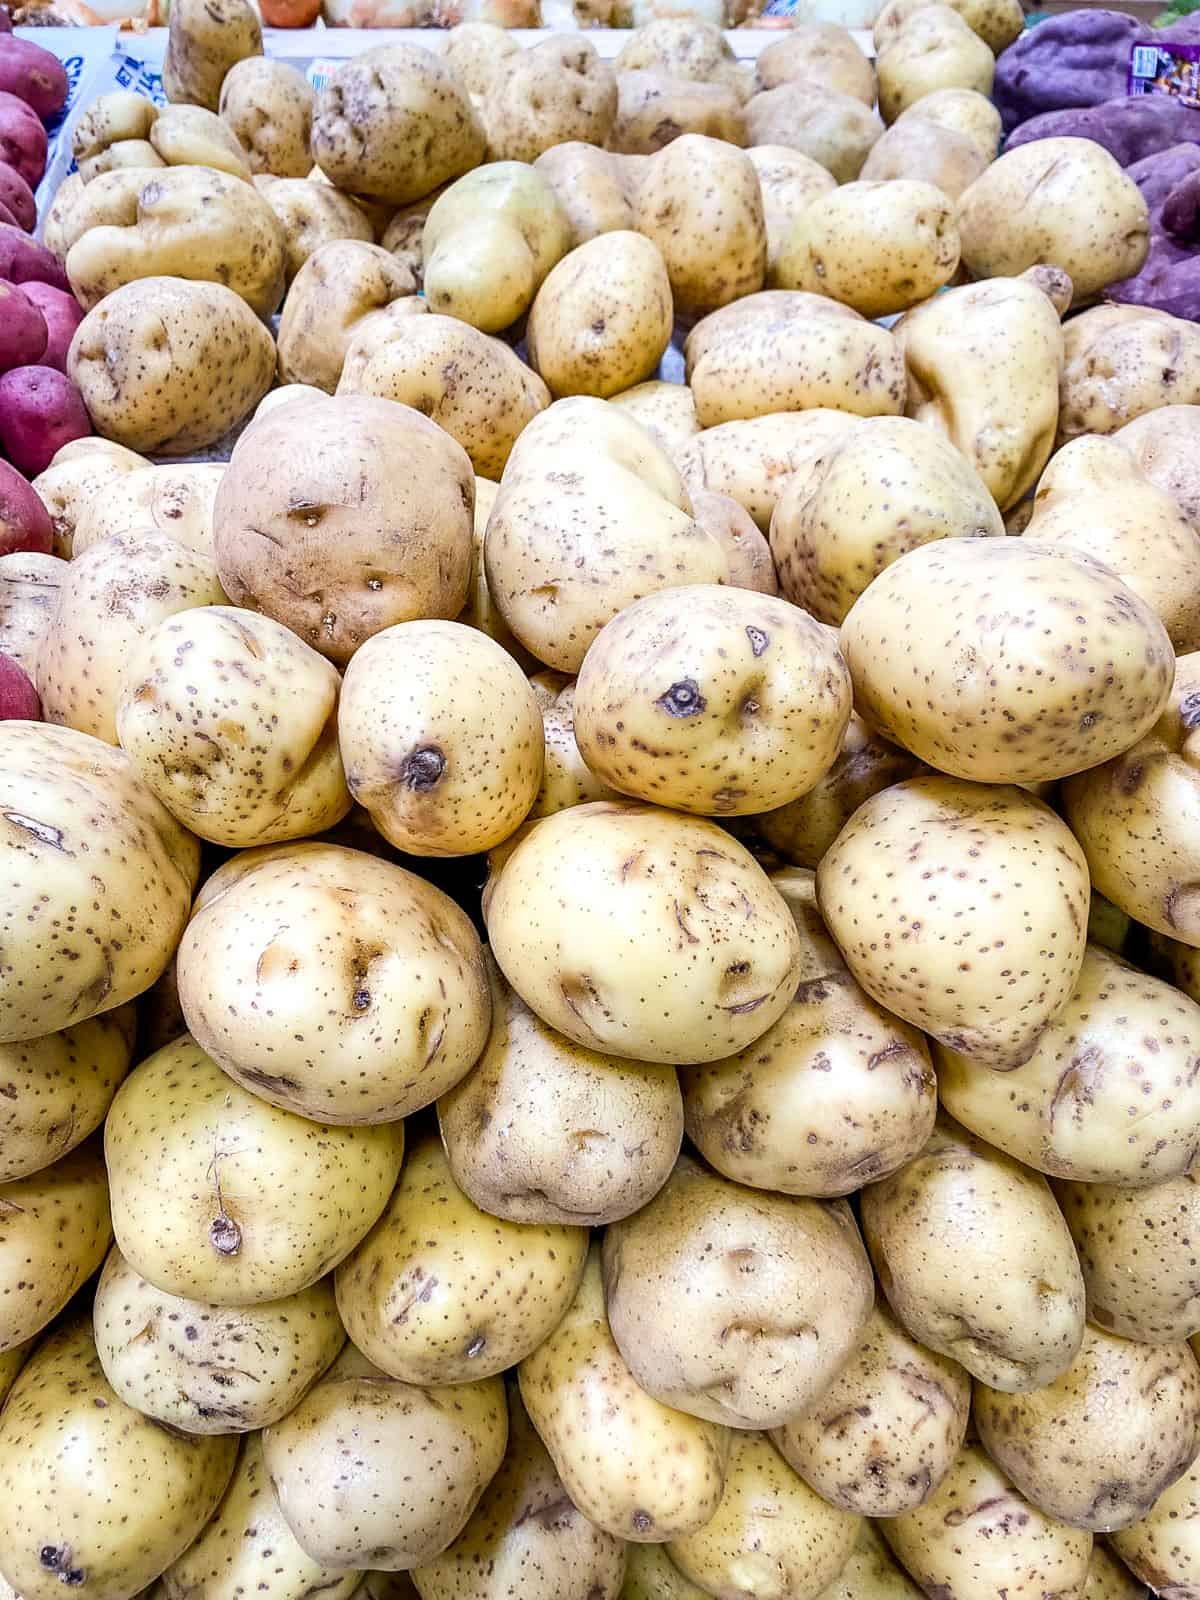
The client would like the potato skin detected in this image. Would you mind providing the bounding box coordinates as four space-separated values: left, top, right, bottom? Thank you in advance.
483 37 617 164
254 176 375 284
612 70 746 155
677 409 858 531
1110 1451 1200 1598
860 116 989 200
756 23 875 104
876 6 995 123
1058 305 1200 447
745 83 883 183
747 144 836 286
163 0 261 110
72 462 223 559
219 58 314 179
609 377 700 460
148 105 251 181
276 239 417 394
32 440 145 558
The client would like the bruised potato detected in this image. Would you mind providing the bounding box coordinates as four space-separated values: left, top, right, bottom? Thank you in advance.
0 1008 134 1184
219 58 314 180
276 240 417 394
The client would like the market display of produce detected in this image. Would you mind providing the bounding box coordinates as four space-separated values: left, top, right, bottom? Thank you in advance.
0 2 1200 1598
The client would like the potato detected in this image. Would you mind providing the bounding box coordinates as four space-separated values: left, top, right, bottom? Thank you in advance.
676 408 857 530
94 1245 344 1434
484 37 617 164
958 138 1149 304
116 606 351 849
0 1338 31 1411
1114 403 1200 529
69 276 275 456
745 83 883 184
693 489 778 595
148 105 252 181
896 83 1001 158
769 415 1002 625
488 801 801 1065
160 1434 360 1600
178 841 489 1124
666 1432 862 1600
213 394 474 667
0 1007 134 1183
72 463 223 559
937 944 1200 1188
43 170 85 263
622 1544 710 1600
349 315 549 479
756 23 874 104
616 18 749 102
608 376 699 459
772 1301 970 1516
1083 1546 1147 1600
163 0 261 111
484 397 728 673
818 1522 926 1599
104 1035 405 1305
604 1156 873 1428
817 777 1089 1071
336 1133 586 1384
976 1327 1200 1531
72 91 159 182
574 584 850 816
276 240 417 394
0 1314 237 1600
312 45 484 206
611 71 746 155
1110 1452 1200 1598
1058 305 1200 446
0 722 199 1044
518 1247 729 1540
875 0 1023 54
220 58 314 179
526 673 620 817
634 134 765 313
860 116 989 200
881 1441 1093 1600
747 145 836 287
441 20 519 100
532 142 637 248
439 952 681 1227
840 539 1175 784
877 6 994 123
47 170 149 264
254 176 375 284
381 187 446 283
32 440 144 558
456 477 536 669
0 549 64 672
334 299 431 395
262 1352 507 1570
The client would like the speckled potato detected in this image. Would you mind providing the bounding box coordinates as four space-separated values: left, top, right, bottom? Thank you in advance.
897 84 1000 156
532 142 637 249
875 0 1023 54
254 177 375 284
0 1314 237 1600
860 116 989 200
439 953 681 1227
666 1432 862 1600
881 1441 1093 1600
32 440 147 558
68 277 275 456
335 1134 585 1385
163 0 261 110
745 83 883 183
146 105 251 180
817 777 1089 1070
603 1156 874 1428
262 1353 507 1570
212 394 474 667
769 414 1002 625
528 673 622 818
312 45 484 206
0 722 199 1044
818 1522 925 1599
160 1434 360 1600
622 1543 711 1600
104 1035 405 1305
1114 403 1200 529
772 1300 970 1517
518 1248 729 1541
334 299 433 395
276 241 417 394
676 409 858 531
633 134 765 314
487 801 801 1064
72 91 160 183
612 71 746 155
747 146 836 286
755 23 874 103
441 20 520 99
937 944 1200 1187
1058 306 1200 446
876 6 995 122
0 1339 31 1410
484 37 617 164
616 18 749 101
484 397 728 673
1083 1545 1147 1600
840 540 1174 784
606 381 698 463
976 1327 1200 1532
958 139 1148 304
693 490 779 595
685 291 905 427
178 842 489 1124
0 1007 134 1183
1110 1451 1200 1598
72 463 223 559
43 170 86 261
220 58 314 179
94 1245 345 1434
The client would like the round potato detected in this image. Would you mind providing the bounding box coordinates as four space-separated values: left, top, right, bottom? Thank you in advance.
276 240 417 394
895 83 1001 158
1110 1452 1200 1598
747 145 837 286
104 1035 405 1305
611 70 746 155
860 116 989 200
616 18 749 102
441 20 520 100
219 58 314 179
876 6 995 123
755 23 875 104
676 408 858 531
163 0 261 111
71 463 224 559
484 37 617 163
212 394 474 667
1058 305 1200 446
254 176 375 284
745 83 883 183
0 551 66 676
608 377 700 459
1115 402 1200 529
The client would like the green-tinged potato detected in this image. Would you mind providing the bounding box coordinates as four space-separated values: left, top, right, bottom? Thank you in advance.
68 277 276 457
608 378 700 460
685 290 905 427
816 777 1088 1070
219 58 314 180
896 84 1001 158
1110 1451 1200 1597
411 1385 625 1600
860 115 989 200
94 1245 345 1434
0 722 199 1044
622 1544 710 1599
0 1314 237 1600
32 441 147 559
148 105 251 180
937 943 1200 1186
876 6 995 123
116 606 351 849
527 232 672 400
603 1156 873 1428
817 1522 924 1599
875 0 1023 54
178 843 490 1123
616 17 750 102
439 953 682 1227
976 1327 1200 1531
262 1353 507 1570
529 673 622 818
1057 1173 1200 1344
881 1442 1093 1600
958 139 1149 305
573 584 851 817
0 1007 134 1183
487 801 802 1065
839 540 1175 783
745 83 883 184
72 463 224 559
666 1432 862 1600
276 240 417 394
161 1434 361 1600
747 145 837 287
676 409 858 531
861 1114 1085 1391
769 414 1002 625
1057 305 1200 446
253 176 375 285
335 299 435 396
484 37 617 164
1083 1545 1148 1599
518 1248 730 1540
1115 402 1200 529
163 0 261 110
0 1140 111 1354
335 1134 586 1385
104 1035 405 1305
755 23 875 103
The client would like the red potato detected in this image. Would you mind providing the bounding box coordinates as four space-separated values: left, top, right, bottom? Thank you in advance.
0 11 12 31
0 456 51 554
0 37 67 121
0 650 38 719
0 162 36 232
0 198 15 228
20 284 81 373
0 92 45 191
0 366 91 475
0 226 68 291
0 282 46 372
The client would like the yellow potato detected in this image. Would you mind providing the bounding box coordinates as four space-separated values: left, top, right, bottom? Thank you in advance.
1058 304 1200 445
755 23 875 103
1110 1452 1200 1597
1114 401 1200 528
607 377 700 460
875 0 1023 53
71 90 159 182
895 83 1001 157
692 489 779 594
532 141 637 249
612 70 746 154
747 144 837 285
219 57 314 179
441 20 520 99
1083 1545 1148 1600
876 5 995 122
483 36 617 163
254 175 374 283
860 115 989 199
615 17 750 103
148 104 252 180
31 439 147 557
163 0 261 110
676 408 857 530
276 239 417 393
71 462 223 559
335 297 434 394
745 82 883 183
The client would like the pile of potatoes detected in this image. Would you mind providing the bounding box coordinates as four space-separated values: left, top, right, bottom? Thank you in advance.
8 5 1200 1600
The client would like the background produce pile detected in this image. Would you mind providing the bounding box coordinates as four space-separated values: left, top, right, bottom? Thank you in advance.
4 4 1200 1600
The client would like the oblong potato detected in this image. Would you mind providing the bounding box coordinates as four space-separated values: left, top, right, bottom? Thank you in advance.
876 6 995 122
163 0 261 111
533 141 636 249
634 134 765 314
148 105 252 180
219 58 314 180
